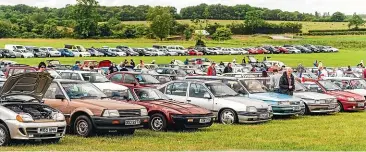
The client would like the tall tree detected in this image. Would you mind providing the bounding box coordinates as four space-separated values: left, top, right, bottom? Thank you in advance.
147 7 174 41
72 0 99 38
348 13 365 29
244 10 265 34
330 12 346 22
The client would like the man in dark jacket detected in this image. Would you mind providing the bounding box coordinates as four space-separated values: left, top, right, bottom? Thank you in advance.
223 63 233 73
279 68 295 95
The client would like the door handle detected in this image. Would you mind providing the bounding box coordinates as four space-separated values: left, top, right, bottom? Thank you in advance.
187 100 191 102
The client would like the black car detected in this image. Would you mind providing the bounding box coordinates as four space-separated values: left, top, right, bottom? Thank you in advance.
0 49 15 58
97 48 117 57
303 44 320 53
295 45 312 53
263 46 280 54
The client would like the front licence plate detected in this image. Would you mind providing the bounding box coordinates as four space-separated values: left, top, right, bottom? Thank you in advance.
125 119 141 126
199 118 211 123
259 113 269 119
358 103 364 107
38 127 57 134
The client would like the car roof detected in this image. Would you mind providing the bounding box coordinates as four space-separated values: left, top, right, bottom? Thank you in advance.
58 70 98 74
53 79 88 83
323 77 360 81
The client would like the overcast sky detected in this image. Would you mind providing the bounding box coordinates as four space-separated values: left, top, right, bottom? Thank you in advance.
1 0 365 15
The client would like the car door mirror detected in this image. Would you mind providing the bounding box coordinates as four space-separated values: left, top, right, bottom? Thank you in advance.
203 92 211 99
317 88 323 93
55 94 66 100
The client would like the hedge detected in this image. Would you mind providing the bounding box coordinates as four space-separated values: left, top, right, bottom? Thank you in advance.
305 31 366 35
309 29 366 33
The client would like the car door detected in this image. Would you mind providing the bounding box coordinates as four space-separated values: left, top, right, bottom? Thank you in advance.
123 74 138 87
187 83 214 110
109 73 123 84
43 83 71 115
163 82 188 102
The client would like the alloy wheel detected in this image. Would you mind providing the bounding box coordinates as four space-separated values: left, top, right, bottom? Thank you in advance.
151 117 164 131
221 111 235 124
76 120 89 136
0 128 6 146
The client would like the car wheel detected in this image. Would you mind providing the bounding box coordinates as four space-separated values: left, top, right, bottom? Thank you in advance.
79 55 82 57
42 138 61 144
336 101 343 112
304 104 310 115
219 109 237 125
149 113 167 131
74 115 94 137
0 123 10 146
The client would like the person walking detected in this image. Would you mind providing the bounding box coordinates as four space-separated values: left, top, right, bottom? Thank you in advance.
223 63 233 73
207 62 217 76
270 69 282 93
279 68 295 96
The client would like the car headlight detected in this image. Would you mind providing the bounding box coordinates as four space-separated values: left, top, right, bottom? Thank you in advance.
268 105 272 111
246 106 257 112
140 108 148 116
52 113 65 121
16 114 34 122
348 97 356 102
102 110 120 117
278 101 290 105
103 89 113 97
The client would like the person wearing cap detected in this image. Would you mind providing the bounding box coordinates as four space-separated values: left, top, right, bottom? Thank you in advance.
207 62 217 76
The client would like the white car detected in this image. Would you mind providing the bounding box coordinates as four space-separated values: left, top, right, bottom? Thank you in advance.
40 47 61 57
166 45 188 56
285 47 301 54
325 46 339 52
12 49 34 58
71 50 91 57
110 48 127 56
158 80 273 124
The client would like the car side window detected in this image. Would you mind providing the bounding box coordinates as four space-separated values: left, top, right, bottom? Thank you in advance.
60 73 72 79
124 74 137 84
71 73 81 80
166 82 188 96
45 83 63 99
110 74 122 82
189 83 209 98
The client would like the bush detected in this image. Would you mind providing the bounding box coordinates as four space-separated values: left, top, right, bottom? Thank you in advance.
226 23 245 35
205 23 223 35
20 32 38 38
212 27 232 40
184 28 193 41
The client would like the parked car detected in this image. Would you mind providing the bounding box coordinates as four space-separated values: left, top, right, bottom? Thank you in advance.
158 80 273 124
98 48 117 57
155 68 187 79
285 47 301 54
39 47 62 57
316 46 332 53
70 49 91 57
324 46 339 52
303 80 365 112
185 76 304 116
303 44 320 53
87 48 104 57
166 45 187 56
3 64 37 78
195 47 219 55
58 48 75 57
116 46 139 56
125 88 215 131
274 47 289 54
4 44 27 52
43 79 149 137
0 72 66 146
188 49 203 56
160 49 178 56
146 48 165 56
295 45 312 53
263 46 280 54
324 77 366 97
25 46 47 58
0 49 16 58
107 72 162 88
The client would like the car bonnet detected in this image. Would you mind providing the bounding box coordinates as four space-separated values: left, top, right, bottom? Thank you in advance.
0 72 53 100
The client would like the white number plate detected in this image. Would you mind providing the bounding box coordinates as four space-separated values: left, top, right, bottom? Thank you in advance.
199 118 211 123
125 119 141 125
259 113 269 119
358 103 364 107
38 127 57 134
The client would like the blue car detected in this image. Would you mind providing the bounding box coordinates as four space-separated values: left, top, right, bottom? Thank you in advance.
185 76 305 116
58 48 75 57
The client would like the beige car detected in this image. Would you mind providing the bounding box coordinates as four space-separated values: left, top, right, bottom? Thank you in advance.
43 79 149 137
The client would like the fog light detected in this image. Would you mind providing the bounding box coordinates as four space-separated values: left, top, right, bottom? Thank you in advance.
187 119 194 122
112 120 120 124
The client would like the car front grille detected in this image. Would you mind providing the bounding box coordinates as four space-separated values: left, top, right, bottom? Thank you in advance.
25 127 65 134
118 109 141 117
257 108 268 113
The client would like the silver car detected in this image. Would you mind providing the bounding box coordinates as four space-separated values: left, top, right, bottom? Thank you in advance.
157 80 273 124
0 72 66 146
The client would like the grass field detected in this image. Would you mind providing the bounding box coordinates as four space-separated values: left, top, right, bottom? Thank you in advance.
122 20 366 33
2 112 366 151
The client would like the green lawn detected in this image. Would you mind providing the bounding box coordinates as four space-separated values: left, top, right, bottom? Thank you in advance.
122 20 366 33
3 112 366 151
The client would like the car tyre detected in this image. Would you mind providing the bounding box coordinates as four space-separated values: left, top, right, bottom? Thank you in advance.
149 113 167 131
0 123 10 146
42 138 61 144
74 115 94 137
336 101 343 112
219 109 237 125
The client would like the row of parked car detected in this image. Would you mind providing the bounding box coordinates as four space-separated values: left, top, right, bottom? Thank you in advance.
0 44 339 58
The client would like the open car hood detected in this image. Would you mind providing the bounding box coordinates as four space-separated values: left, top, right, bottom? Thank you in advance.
1 72 53 100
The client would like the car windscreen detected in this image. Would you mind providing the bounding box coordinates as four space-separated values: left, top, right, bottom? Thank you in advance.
134 88 170 101
318 80 342 91
61 82 106 99
294 81 307 92
205 83 239 97
81 73 110 83
134 74 160 84
240 79 269 93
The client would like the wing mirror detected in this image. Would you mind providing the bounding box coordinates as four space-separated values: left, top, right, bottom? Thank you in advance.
317 88 323 93
55 94 66 100
203 92 212 99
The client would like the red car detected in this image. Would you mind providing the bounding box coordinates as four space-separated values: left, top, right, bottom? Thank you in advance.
188 49 203 56
125 87 214 131
246 48 264 54
275 47 289 54
107 72 161 88
4 64 37 78
304 80 365 112
256 47 269 54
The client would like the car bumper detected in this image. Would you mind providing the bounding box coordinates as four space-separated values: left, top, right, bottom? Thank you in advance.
91 116 149 130
51 54 61 57
343 101 365 111
5 120 66 140
171 115 215 129
237 112 272 123
307 103 338 113
272 106 302 116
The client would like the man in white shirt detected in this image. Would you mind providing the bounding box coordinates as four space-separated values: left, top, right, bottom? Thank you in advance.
335 68 344 77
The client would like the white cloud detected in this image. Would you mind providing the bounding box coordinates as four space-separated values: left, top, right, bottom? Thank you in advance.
0 0 365 14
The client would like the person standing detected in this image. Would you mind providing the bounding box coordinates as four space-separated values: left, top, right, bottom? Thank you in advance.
270 69 282 93
335 68 344 77
139 60 144 67
120 64 129 71
207 62 217 76
72 61 81 70
297 63 305 77
318 61 323 68
108 63 118 74
279 68 295 96
184 58 189 65
130 59 135 68
38 62 47 72
223 63 233 73
123 59 128 65
242 58 246 65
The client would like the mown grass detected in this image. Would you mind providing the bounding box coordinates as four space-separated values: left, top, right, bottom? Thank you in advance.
122 20 366 33
2 112 366 151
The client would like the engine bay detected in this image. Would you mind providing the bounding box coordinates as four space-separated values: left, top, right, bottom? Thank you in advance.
4 103 58 120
